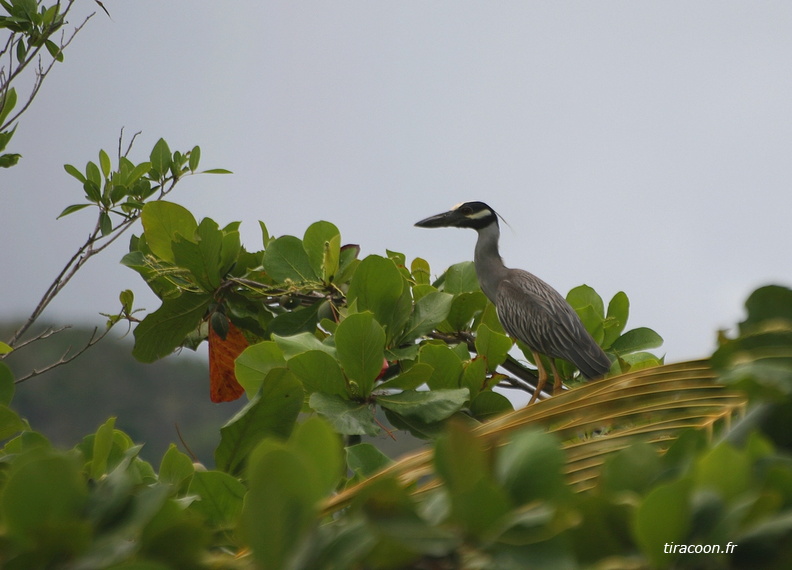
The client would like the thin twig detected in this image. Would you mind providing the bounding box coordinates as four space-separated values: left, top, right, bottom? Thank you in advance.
13 326 111 383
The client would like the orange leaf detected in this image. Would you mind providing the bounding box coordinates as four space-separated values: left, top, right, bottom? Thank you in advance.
208 320 248 402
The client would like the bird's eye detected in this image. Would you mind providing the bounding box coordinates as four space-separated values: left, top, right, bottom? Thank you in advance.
461 206 472 215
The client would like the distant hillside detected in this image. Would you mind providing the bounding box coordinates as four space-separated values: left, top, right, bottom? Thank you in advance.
1 323 243 465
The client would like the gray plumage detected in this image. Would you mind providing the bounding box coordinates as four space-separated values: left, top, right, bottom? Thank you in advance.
416 201 611 400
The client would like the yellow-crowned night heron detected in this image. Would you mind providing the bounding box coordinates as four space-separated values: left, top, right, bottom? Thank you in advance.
415 201 611 403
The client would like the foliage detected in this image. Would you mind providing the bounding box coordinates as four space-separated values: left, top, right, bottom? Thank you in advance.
124 204 661 442
4 181 792 566
2 10 790 563
0 0 93 168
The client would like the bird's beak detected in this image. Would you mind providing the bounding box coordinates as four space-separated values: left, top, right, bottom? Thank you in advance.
414 209 462 228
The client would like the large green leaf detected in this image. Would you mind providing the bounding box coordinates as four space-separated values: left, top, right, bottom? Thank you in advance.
378 388 469 423
495 430 566 505
308 392 380 436
172 218 225 291
303 221 340 281
633 477 693 567
132 292 212 363
0 362 14 405
400 291 453 344
335 312 386 397
603 291 629 348
474 323 513 371
442 261 480 294
434 422 511 537
567 284 605 319
188 470 246 528
215 368 303 475
610 327 663 355
239 445 319 570
273 331 335 359
419 343 463 390
262 235 317 283
287 349 348 396
1 452 89 548
235 341 286 396
140 201 198 263
347 255 410 341
289 416 344 495
149 137 172 178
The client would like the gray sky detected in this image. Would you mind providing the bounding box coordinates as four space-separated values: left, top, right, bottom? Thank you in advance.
2 2 791 363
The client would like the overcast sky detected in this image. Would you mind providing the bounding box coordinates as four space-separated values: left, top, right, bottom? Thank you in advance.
2 2 791 363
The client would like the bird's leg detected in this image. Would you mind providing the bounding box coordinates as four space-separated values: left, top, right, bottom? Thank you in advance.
551 359 564 395
528 350 549 404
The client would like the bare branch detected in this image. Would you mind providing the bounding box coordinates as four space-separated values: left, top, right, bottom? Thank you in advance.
13 326 112 384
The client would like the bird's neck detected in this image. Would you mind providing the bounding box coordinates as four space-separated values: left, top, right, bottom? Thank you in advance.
474 222 509 303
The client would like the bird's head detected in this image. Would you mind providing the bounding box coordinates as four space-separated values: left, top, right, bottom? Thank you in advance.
414 201 498 231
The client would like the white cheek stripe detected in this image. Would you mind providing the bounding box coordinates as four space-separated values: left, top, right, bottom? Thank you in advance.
467 209 491 220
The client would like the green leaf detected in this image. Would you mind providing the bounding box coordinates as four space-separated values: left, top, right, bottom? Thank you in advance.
90 417 116 479
378 388 469 423
1 452 89 545
445 291 488 331
266 302 321 338
461 355 489 399
0 362 14 405
695 442 751 501
141 201 199 263
231 341 290 402
63 162 86 183
0 151 22 167
469 391 513 420
442 261 480 294
188 145 201 172
273 331 335 359
335 312 386 397
0 87 17 124
474 323 513 371
215 368 304 475
600 442 663 495
347 443 392 478
400 291 453 343
603 291 629 348
303 221 340 281
411 257 431 286
0 341 12 355
495 430 566 505
99 211 112 236
262 235 318 282
289 416 343 495
287 349 348 396
159 443 195 490
188 470 245 529
566 284 605 319
0 123 16 152
99 148 111 178
150 137 172 178
347 255 410 341
309 392 380 436
132 292 212 363
378 362 434 391
419 343 463 390
172 217 224 291
634 477 693 567
239 445 319 570
0 403 25 440
434 421 511 537
610 327 663 355
56 203 92 219
201 168 233 174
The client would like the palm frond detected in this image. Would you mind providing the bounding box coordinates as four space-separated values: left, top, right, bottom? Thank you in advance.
322 359 746 514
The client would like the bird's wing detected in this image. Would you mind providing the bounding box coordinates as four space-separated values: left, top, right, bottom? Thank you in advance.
495 270 610 378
